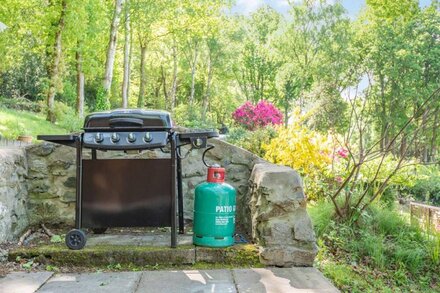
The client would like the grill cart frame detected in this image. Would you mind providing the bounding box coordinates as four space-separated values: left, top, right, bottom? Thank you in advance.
38 109 218 249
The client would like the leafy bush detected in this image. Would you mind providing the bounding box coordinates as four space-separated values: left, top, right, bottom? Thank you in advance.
0 53 47 101
173 104 216 129
226 126 277 157
310 201 440 292
232 100 283 130
405 165 440 205
0 119 27 139
0 96 42 112
39 101 83 132
263 120 332 200
53 102 83 132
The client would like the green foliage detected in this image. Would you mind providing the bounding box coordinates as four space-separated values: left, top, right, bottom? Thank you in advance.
50 235 63 243
53 102 83 132
95 87 110 111
0 96 42 112
0 107 68 140
0 53 47 101
22 260 34 270
263 114 333 200
226 126 277 158
45 264 60 272
0 119 27 139
405 165 440 205
310 201 440 292
173 104 216 129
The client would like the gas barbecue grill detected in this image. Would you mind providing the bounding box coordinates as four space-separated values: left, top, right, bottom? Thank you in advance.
38 109 218 250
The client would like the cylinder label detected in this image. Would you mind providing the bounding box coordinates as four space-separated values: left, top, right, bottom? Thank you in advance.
215 215 235 226
215 205 236 213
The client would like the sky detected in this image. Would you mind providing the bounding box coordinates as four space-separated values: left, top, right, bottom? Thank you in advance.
232 0 434 17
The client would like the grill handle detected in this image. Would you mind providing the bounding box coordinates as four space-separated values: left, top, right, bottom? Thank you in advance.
109 118 143 127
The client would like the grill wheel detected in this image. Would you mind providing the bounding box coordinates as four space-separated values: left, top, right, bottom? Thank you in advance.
65 229 87 250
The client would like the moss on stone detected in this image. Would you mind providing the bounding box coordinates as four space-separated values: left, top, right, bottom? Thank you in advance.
9 243 262 269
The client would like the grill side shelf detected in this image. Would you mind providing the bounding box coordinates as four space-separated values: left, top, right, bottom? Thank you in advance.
37 134 79 147
176 131 219 148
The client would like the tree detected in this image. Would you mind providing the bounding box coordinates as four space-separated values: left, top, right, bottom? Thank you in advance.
233 6 281 103
101 0 125 110
46 0 68 122
130 0 165 108
121 0 131 108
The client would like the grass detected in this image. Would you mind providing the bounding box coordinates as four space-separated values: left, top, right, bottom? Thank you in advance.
309 201 440 292
0 107 68 140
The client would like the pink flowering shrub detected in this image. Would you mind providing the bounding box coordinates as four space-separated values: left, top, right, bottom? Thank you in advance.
232 100 283 130
336 147 349 159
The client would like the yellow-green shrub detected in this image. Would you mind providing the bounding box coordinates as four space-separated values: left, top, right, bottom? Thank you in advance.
263 118 332 199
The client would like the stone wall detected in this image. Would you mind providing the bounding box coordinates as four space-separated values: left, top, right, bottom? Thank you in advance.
25 139 262 233
26 143 76 225
0 149 29 243
2 138 318 267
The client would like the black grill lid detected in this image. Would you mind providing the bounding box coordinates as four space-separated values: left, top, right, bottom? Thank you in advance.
83 109 172 130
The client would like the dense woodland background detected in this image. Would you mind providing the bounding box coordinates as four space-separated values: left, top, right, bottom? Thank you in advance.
0 0 438 162
1 1 440 291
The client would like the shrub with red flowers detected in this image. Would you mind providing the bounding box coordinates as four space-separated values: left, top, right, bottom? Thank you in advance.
232 100 283 130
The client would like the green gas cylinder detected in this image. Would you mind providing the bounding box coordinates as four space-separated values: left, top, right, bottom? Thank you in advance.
193 165 236 247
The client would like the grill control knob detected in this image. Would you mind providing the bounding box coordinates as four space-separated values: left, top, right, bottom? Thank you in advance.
111 133 120 143
127 132 136 143
95 133 104 143
144 132 153 143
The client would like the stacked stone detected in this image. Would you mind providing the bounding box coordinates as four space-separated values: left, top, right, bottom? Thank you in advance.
26 144 76 225
180 139 262 233
2 139 318 267
249 163 318 267
0 149 29 243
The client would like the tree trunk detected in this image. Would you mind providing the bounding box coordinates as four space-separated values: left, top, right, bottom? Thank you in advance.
430 106 439 162
379 75 387 152
76 48 84 118
102 0 125 106
202 52 213 122
137 45 147 108
46 0 67 122
189 42 199 106
421 108 429 163
161 65 169 108
169 40 178 110
154 77 162 107
121 0 131 108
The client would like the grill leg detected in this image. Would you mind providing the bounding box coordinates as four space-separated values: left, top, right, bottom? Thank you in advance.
75 137 83 229
170 136 177 248
177 149 184 234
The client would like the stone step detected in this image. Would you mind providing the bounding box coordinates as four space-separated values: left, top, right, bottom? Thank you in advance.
9 243 260 268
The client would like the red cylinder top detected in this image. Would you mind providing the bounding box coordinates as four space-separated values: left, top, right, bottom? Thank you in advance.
207 166 225 183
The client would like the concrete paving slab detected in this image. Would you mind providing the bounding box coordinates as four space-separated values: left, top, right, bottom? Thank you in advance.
136 269 236 293
36 272 141 293
0 272 53 293
87 234 193 246
233 268 339 293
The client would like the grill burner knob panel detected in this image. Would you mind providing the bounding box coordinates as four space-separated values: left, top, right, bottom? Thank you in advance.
144 132 153 143
111 133 120 143
82 131 168 150
95 133 104 143
127 133 136 143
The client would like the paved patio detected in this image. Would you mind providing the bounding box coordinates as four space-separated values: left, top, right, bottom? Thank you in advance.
0 268 339 293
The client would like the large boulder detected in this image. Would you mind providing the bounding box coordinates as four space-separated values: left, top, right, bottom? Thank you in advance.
249 163 317 267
